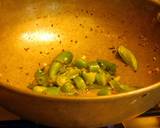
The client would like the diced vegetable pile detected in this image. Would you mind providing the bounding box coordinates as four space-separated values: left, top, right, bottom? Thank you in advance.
28 45 138 96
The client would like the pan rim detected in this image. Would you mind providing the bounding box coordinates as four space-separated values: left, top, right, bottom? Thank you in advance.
0 81 160 101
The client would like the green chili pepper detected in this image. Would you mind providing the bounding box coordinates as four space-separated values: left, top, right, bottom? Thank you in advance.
29 50 138 96
89 61 101 72
74 58 88 69
49 62 62 81
109 79 136 93
118 45 138 71
35 69 48 86
61 82 75 93
58 65 67 74
119 84 137 92
33 86 47 93
64 67 81 79
87 84 105 89
56 75 70 87
105 72 113 81
97 87 111 96
109 79 123 92
97 59 116 75
55 51 73 64
73 76 87 90
66 92 78 96
96 72 107 86
82 71 96 85
43 87 60 95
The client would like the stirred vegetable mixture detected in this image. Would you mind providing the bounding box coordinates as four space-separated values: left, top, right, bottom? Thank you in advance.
27 45 138 96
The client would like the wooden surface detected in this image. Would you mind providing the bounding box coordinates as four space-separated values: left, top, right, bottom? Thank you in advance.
0 106 19 121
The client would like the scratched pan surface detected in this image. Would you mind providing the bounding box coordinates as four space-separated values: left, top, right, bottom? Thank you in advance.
0 0 160 127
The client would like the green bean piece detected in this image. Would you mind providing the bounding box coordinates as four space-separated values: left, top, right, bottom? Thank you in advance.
73 76 87 90
119 84 137 92
35 69 48 86
82 71 96 85
109 79 123 93
55 51 73 64
105 72 113 81
97 87 111 96
89 61 101 72
30 50 139 96
96 72 107 86
64 67 81 79
43 87 60 95
61 82 75 93
109 79 136 93
33 86 47 93
56 75 70 87
87 84 105 89
97 59 116 75
66 92 78 96
58 65 67 74
118 45 138 71
49 62 62 81
74 58 88 69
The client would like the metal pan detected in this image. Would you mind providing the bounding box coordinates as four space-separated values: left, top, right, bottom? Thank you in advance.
0 0 160 127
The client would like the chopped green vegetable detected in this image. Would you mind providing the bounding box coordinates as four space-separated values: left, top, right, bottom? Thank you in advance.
49 62 62 81
87 84 105 89
96 71 107 86
61 82 75 93
28 50 138 97
67 93 78 96
56 75 70 87
105 72 113 81
43 87 60 95
97 87 111 96
89 61 101 72
73 76 87 90
109 79 136 93
64 67 81 79
35 69 48 86
119 84 137 92
55 51 73 64
97 59 116 75
109 79 123 92
118 45 138 71
33 86 47 93
58 65 67 74
82 71 96 85
74 58 88 68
